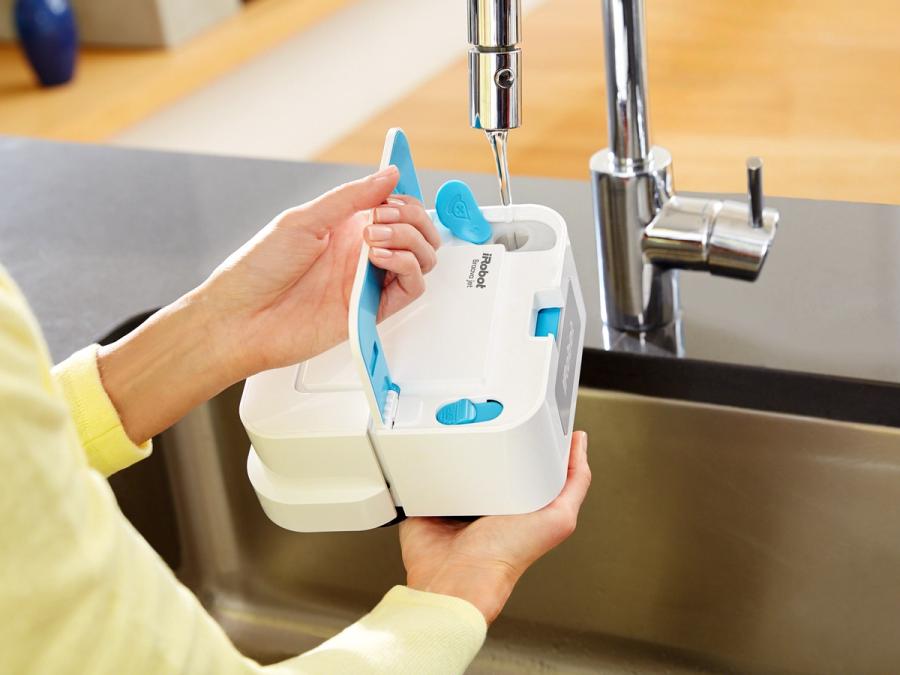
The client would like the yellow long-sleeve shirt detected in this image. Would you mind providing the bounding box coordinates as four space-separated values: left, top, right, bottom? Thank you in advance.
0 266 486 674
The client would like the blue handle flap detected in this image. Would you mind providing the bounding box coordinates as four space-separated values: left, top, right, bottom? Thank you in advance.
386 129 423 202
356 128 422 423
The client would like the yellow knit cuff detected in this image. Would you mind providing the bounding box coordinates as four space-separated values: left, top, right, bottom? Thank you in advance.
378 586 487 634
296 585 487 672
52 344 152 477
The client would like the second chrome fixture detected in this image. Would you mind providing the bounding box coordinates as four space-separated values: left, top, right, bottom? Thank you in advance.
467 0 778 332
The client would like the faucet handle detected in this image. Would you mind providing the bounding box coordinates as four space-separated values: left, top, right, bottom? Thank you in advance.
704 156 776 279
746 157 764 228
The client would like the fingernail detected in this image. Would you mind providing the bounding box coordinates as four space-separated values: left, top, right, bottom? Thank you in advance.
372 165 399 183
367 225 392 242
386 197 405 206
371 247 393 259
374 206 401 223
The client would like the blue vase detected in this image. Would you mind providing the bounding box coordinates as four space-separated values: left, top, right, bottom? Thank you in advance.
14 0 78 87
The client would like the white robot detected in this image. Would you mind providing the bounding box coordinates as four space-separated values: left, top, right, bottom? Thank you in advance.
240 129 585 532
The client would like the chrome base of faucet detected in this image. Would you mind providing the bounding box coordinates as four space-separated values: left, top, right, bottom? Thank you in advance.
599 312 686 357
591 145 676 332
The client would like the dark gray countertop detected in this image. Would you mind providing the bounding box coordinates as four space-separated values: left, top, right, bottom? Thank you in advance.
1 136 898 425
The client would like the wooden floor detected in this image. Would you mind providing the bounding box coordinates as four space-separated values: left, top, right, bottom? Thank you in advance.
0 0 352 141
318 0 900 205
0 0 897 205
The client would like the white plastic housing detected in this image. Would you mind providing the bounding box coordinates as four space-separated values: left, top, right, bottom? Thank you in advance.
240 203 586 532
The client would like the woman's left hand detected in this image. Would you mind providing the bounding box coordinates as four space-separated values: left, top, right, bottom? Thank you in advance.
399 431 591 625
98 166 441 444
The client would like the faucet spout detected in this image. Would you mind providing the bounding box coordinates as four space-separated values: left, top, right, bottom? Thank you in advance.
468 0 521 204
468 0 521 132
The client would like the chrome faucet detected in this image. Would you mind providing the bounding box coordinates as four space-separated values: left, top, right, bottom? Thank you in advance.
467 0 778 332
468 0 520 206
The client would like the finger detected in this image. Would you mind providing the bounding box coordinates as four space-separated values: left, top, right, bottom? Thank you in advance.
370 249 426 318
385 193 424 209
365 222 437 273
282 165 400 237
380 198 442 250
553 432 591 514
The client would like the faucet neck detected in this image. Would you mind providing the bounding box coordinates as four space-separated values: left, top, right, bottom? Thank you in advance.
602 0 651 169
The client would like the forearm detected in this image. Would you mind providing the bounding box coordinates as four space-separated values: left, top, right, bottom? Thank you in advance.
413 560 517 626
97 290 237 444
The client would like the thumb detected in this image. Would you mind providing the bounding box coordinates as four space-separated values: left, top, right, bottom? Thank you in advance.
296 165 400 236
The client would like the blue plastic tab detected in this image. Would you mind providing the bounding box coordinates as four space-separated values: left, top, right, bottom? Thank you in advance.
473 400 503 423
436 398 478 425
535 307 562 340
386 128 423 202
435 180 493 244
357 129 423 423
436 399 504 425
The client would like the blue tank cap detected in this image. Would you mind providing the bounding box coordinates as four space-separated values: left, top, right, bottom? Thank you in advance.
435 180 493 244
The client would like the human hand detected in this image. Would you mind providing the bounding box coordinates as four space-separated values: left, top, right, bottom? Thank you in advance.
197 165 441 382
98 166 440 444
399 431 591 624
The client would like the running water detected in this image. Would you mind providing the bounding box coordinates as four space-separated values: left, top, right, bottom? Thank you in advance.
486 130 512 207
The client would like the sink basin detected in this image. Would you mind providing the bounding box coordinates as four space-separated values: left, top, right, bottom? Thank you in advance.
109 351 900 674
2 136 897 671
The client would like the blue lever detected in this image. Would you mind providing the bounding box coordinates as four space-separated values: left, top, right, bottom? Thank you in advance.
535 307 561 340
436 398 504 425
435 180 493 244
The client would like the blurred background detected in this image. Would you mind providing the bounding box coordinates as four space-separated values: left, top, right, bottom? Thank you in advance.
0 0 897 204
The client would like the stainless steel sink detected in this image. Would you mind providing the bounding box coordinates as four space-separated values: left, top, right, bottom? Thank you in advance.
110 375 900 674
3 132 899 672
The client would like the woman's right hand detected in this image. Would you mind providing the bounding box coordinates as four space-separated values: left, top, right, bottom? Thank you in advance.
399 431 591 624
97 167 440 445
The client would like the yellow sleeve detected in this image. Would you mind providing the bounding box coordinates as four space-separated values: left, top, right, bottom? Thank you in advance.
52 344 151 477
288 586 486 673
0 267 485 675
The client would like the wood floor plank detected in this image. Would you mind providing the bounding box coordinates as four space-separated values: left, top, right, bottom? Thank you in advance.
0 0 353 141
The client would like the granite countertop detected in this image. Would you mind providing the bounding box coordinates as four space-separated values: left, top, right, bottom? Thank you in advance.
1 136 898 427
1 136 604 359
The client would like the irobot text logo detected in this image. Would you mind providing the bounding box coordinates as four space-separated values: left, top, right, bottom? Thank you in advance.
474 252 492 289
466 252 494 289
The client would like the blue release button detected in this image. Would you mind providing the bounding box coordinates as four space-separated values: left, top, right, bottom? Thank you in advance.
436 399 504 425
535 307 562 340
436 398 477 425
